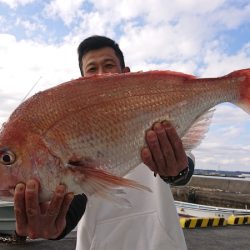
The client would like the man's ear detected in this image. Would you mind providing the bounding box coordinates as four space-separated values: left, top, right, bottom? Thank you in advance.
122 67 130 73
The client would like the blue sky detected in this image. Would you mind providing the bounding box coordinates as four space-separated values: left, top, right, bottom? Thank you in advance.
0 0 250 171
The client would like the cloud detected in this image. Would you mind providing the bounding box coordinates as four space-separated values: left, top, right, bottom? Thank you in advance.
43 0 86 26
214 2 250 29
199 43 250 77
15 17 46 36
0 0 34 8
211 105 249 124
191 102 250 171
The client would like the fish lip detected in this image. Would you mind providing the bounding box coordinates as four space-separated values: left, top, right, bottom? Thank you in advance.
0 189 13 198
0 187 15 196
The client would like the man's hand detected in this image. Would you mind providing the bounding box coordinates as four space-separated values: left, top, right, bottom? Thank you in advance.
141 121 188 177
14 179 74 239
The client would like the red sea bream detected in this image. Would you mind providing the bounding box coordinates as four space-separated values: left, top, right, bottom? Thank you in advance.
0 69 250 201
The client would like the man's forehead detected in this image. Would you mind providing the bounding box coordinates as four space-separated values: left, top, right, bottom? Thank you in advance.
82 47 118 65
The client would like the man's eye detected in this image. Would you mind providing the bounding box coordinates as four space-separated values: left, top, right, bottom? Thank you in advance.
88 68 96 72
105 64 114 68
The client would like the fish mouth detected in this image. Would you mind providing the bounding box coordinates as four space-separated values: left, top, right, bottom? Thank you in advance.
0 183 25 200
0 188 15 199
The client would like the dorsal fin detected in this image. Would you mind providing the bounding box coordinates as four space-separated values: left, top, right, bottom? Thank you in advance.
182 109 215 151
147 70 197 80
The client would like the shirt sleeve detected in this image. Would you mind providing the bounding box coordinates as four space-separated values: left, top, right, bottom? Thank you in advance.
54 194 87 240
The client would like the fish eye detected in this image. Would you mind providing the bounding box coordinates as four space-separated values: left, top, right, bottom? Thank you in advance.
0 150 16 165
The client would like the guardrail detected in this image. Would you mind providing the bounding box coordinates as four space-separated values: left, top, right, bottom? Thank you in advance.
180 215 250 229
227 215 250 225
180 217 227 229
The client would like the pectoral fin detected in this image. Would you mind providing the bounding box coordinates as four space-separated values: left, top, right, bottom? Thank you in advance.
63 159 151 206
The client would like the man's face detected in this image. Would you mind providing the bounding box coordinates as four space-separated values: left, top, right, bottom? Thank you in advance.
81 47 123 76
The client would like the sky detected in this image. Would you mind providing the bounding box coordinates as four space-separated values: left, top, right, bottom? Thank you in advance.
0 0 250 172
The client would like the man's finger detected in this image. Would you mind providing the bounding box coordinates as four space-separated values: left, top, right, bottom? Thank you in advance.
163 122 188 169
145 129 166 171
14 183 28 236
153 123 176 175
54 193 74 236
25 179 40 239
45 185 67 225
141 147 157 173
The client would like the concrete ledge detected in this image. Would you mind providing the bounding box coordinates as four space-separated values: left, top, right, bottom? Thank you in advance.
227 215 250 225
189 175 250 194
180 217 227 229
172 175 250 208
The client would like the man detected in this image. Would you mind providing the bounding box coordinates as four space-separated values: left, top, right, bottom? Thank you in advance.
14 35 194 249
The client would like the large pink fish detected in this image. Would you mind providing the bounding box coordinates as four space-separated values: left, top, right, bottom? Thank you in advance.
0 69 249 201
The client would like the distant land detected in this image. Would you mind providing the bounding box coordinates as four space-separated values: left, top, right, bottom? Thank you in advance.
194 169 250 178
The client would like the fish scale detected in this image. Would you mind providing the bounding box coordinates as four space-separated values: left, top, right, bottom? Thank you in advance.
43 75 240 176
0 69 249 201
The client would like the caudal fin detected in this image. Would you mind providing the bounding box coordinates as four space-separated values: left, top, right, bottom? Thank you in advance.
229 68 250 113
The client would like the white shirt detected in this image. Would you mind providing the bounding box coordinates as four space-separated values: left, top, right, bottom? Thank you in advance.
76 163 187 250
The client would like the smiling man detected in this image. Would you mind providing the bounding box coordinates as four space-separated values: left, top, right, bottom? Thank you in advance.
81 47 129 75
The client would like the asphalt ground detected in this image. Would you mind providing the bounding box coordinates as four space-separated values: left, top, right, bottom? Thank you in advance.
1 225 250 250
184 225 250 250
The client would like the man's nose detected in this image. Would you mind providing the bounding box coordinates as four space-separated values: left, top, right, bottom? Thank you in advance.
97 67 105 75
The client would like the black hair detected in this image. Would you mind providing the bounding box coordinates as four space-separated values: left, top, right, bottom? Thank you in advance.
77 35 125 76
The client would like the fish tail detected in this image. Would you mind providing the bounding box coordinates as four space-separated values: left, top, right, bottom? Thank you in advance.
228 68 250 113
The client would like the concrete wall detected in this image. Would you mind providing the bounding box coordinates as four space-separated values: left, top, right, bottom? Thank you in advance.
171 175 250 208
189 175 250 194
